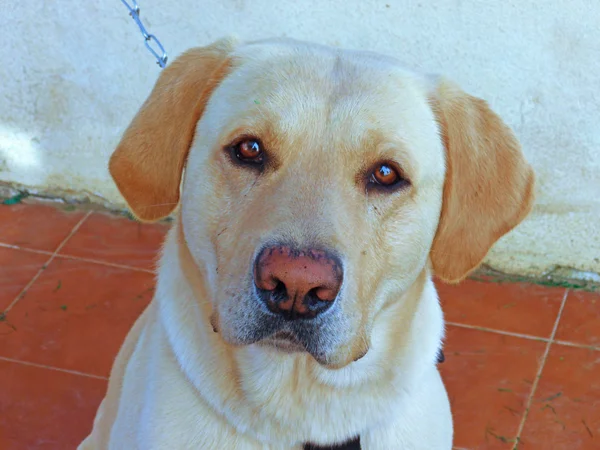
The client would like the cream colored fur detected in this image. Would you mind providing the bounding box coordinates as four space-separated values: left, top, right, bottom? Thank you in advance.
80 37 534 449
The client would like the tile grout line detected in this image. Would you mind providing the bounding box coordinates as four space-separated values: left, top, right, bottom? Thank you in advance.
0 241 156 274
0 355 108 381
3 211 92 313
445 321 550 343
446 321 600 352
553 339 600 351
52 253 156 274
53 210 94 254
0 242 54 256
512 288 570 449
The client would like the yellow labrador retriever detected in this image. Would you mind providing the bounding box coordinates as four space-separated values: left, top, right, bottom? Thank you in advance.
80 37 534 449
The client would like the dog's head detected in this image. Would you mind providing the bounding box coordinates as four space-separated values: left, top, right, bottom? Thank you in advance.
110 38 534 368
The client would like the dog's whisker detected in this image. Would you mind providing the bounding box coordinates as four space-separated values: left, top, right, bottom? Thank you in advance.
139 202 180 209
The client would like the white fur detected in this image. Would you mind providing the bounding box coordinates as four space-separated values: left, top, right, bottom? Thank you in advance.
80 226 452 449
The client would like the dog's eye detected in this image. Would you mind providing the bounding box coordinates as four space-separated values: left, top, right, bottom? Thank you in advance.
233 139 264 164
366 162 410 192
372 164 398 185
369 163 406 189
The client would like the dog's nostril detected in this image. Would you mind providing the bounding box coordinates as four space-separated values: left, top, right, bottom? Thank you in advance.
307 289 320 306
302 289 322 310
272 280 287 299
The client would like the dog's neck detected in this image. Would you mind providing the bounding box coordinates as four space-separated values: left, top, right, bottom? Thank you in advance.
175 217 215 325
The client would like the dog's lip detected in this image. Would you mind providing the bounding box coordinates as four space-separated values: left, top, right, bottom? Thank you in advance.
259 331 347 368
272 331 298 341
263 330 306 352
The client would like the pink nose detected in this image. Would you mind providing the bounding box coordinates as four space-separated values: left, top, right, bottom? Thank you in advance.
254 246 343 320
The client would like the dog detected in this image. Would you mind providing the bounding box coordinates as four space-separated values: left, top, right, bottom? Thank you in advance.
79 37 535 449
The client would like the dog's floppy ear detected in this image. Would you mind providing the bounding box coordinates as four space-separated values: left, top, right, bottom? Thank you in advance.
109 38 237 222
430 78 535 283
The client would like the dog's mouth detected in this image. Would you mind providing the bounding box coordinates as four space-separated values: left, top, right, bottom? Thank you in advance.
217 292 345 366
260 330 306 353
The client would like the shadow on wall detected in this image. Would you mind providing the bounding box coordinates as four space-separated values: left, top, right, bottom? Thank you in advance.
0 124 44 186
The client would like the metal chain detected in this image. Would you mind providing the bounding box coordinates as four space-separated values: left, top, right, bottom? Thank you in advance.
121 0 168 68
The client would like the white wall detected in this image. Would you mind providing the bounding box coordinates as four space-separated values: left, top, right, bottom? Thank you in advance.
1 0 599 277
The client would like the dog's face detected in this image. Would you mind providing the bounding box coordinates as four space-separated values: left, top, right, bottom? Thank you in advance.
110 38 535 368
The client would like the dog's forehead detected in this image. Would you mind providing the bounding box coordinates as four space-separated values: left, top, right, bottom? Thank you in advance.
230 39 427 100
211 40 436 144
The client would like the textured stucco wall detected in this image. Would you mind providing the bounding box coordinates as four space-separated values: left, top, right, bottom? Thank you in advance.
1 1 599 277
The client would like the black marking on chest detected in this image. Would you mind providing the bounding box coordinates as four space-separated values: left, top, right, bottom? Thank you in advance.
303 436 361 450
437 349 445 363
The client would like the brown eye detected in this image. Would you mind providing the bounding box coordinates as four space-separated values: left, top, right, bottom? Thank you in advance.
235 139 263 163
371 164 400 186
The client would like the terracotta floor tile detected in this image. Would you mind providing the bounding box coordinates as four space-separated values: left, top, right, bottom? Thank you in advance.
0 359 106 450
0 258 154 377
437 279 565 338
555 290 600 348
60 211 170 270
0 203 84 251
0 247 48 310
519 345 600 449
440 326 546 449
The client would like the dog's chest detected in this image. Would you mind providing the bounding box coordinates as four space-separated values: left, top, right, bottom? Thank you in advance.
302 350 445 449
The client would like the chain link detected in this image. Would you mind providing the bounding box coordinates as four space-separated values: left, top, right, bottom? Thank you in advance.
121 0 168 68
